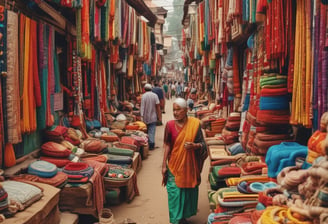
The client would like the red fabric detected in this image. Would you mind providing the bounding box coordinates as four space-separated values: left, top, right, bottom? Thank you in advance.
260 87 288 97
256 110 290 124
64 162 89 171
86 160 109 217
41 141 71 158
40 156 70 168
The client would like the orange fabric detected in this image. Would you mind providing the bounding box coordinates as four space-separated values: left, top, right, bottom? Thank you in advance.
168 117 201 188
21 17 31 133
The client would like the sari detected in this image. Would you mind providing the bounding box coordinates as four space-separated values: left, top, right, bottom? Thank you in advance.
164 117 207 223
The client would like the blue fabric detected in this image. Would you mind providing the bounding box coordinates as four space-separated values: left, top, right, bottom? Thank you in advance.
28 160 58 178
147 122 157 149
227 143 245 155
265 142 308 178
242 94 250 111
259 95 289 110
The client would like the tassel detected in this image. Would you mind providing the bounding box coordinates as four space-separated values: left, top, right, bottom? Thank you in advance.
4 143 16 168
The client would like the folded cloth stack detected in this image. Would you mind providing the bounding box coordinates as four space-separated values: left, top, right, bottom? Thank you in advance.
216 187 258 210
240 161 267 176
221 113 241 145
252 133 294 155
210 118 226 133
11 172 68 188
209 164 241 190
62 162 94 183
2 180 43 215
120 136 140 151
40 141 73 168
205 136 226 146
265 142 308 178
306 130 327 163
259 88 289 110
106 147 134 157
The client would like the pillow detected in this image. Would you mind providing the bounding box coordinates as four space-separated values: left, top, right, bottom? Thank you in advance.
2 181 43 212
41 141 71 158
28 160 58 178
80 138 107 153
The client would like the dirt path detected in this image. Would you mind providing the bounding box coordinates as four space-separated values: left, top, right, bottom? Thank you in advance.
110 98 211 224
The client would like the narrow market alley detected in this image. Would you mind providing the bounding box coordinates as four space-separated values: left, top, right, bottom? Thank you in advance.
109 98 211 224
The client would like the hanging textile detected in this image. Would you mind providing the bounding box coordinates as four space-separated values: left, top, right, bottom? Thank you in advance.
47 26 55 127
101 0 109 42
0 6 7 167
6 10 21 144
82 0 91 59
37 23 49 130
21 17 33 133
114 0 121 41
290 0 312 127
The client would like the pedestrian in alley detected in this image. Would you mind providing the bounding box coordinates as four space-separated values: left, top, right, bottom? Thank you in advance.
152 81 166 115
140 83 162 150
161 98 208 224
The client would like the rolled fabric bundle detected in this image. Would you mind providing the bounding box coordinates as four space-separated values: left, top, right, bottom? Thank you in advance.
225 120 241 131
260 87 288 97
259 95 290 110
256 110 290 124
255 133 293 141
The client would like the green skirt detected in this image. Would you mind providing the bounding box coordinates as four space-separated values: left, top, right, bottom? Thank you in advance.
166 170 199 224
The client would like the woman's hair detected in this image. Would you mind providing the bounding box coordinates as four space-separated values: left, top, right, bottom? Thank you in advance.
173 97 187 108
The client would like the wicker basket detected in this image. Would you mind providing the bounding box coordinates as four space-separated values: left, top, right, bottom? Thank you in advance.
104 169 135 188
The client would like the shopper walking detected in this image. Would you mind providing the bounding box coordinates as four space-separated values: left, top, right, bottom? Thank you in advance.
161 98 208 224
141 83 162 150
152 81 166 115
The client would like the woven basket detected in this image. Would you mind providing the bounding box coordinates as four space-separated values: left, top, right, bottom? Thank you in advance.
104 169 135 188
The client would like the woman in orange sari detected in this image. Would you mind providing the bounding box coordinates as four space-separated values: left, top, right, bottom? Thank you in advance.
162 98 208 224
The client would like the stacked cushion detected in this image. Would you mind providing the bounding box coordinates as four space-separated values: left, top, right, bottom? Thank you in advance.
28 160 58 178
62 162 94 183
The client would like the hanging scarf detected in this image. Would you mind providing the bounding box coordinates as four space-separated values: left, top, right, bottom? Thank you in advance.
0 6 7 167
290 0 312 127
37 23 48 130
21 17 31 133
6 10 21 144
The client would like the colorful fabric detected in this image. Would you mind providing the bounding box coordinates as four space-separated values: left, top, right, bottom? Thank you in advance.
6 10 21 144
167 117 207 188
164 117 207 223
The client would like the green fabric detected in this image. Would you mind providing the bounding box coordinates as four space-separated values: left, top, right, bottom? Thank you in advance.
166 170 198 224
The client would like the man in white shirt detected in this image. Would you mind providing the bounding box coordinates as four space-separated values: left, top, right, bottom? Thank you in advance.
140 83 162 150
